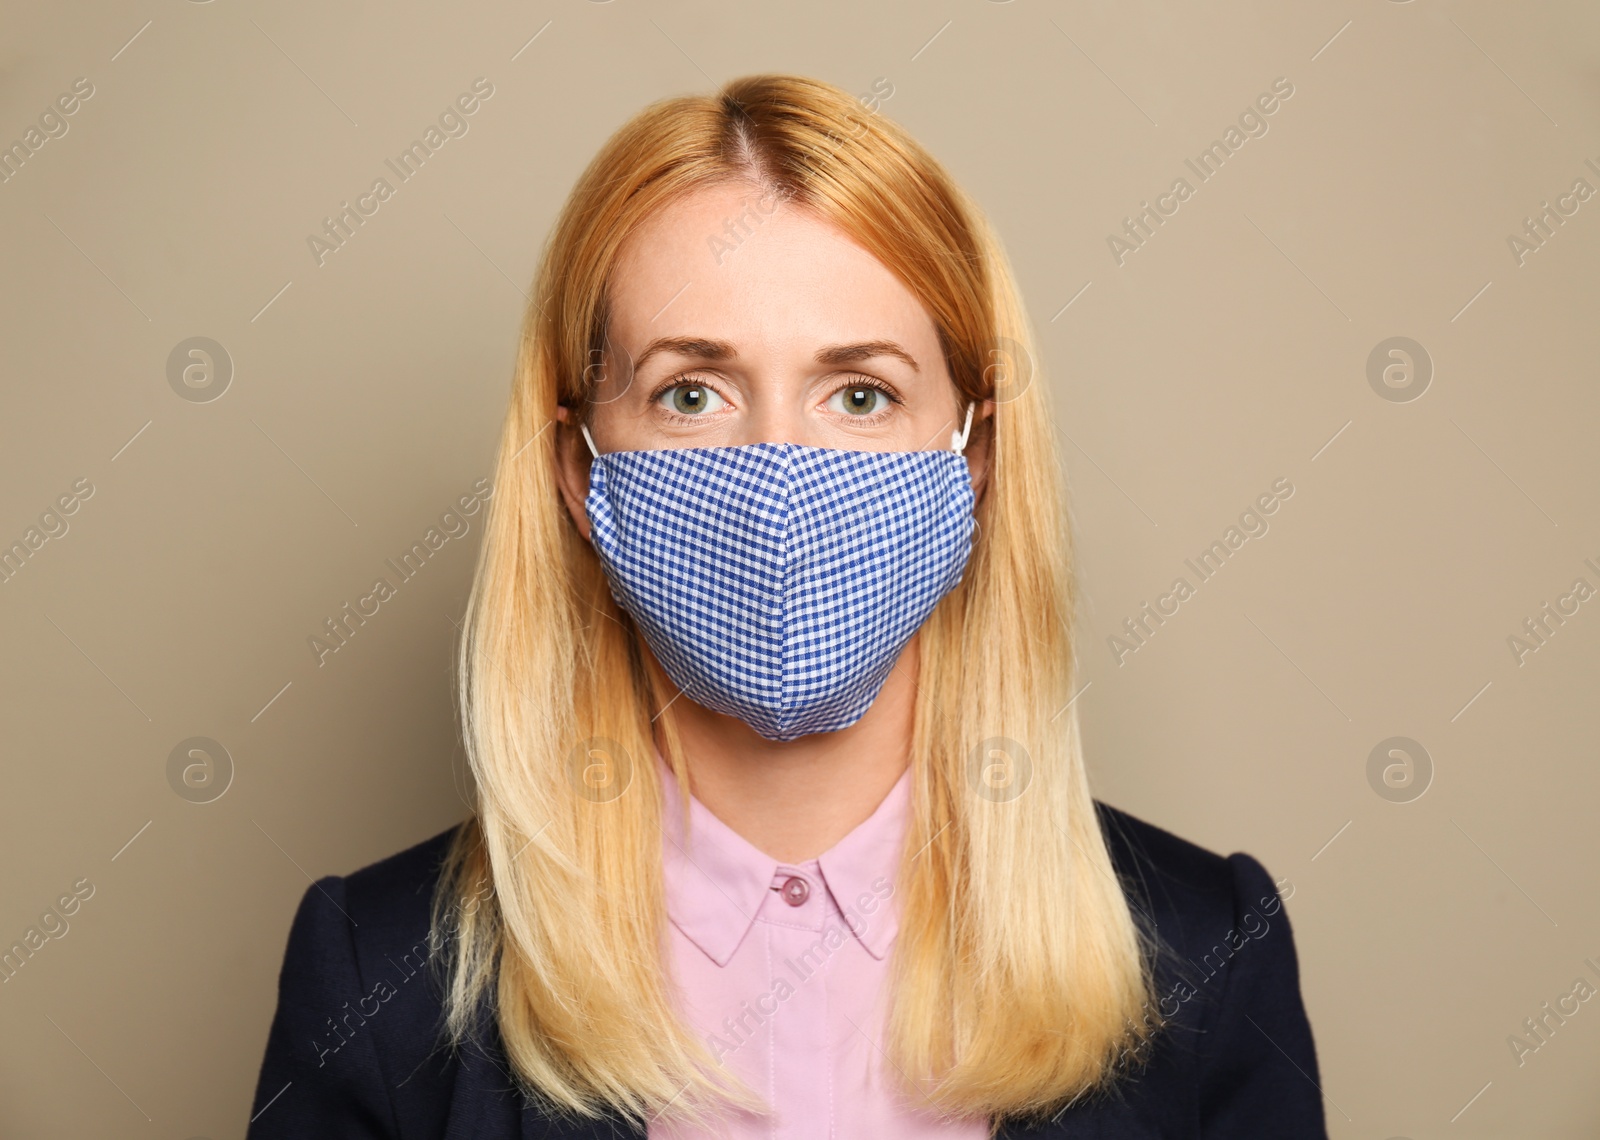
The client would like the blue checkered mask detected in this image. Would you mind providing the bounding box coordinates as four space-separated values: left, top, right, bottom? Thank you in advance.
581 404 978 741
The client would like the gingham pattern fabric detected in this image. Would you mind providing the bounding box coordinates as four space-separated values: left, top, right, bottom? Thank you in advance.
585 442 976 741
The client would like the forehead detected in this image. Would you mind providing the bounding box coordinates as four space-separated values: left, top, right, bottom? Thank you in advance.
605 181 941 359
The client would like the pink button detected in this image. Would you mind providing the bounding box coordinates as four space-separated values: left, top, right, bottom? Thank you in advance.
778 875 809 906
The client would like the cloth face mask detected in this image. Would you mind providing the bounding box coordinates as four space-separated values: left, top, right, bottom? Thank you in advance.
581 405 978 741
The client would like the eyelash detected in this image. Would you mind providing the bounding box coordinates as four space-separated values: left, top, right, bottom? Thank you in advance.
648 372 902 425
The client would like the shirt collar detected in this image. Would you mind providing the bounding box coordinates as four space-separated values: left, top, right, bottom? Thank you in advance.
657 749 912 967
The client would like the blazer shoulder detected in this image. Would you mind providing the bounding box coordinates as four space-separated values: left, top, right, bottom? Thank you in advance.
1090 800 1292 963
1090 800 1326 1136
245 823 471 1138
339 822 465 940
1092 799 1234 915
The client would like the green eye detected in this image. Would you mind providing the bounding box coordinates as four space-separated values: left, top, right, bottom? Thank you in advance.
838 386 880 415
664 384 717 414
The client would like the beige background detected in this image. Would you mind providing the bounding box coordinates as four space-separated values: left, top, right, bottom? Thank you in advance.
2 0 1597 1135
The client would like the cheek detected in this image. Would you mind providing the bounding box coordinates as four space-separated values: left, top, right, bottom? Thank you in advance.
553 430 595 540
571 476 594 540
964 419 992 500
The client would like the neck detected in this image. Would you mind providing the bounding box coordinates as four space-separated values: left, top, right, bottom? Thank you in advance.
647 633 919 864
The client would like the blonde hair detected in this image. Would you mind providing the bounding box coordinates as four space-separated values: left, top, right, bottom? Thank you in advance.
435 73 1163 1134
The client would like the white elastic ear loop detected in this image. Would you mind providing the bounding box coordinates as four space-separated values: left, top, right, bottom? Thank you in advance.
949 402 976 454
580 421 599 460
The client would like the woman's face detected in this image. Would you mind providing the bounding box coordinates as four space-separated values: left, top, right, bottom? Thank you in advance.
554 180 991 539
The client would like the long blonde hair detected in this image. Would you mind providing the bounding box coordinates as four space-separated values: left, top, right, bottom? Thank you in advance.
435 73 1163 1134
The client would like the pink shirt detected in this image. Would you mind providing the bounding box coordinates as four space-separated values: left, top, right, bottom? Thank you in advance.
649 752 990 1140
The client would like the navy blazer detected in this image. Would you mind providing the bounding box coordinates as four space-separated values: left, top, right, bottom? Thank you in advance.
246 803 1329 1138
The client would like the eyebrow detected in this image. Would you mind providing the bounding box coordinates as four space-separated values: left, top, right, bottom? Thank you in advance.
631 336 920 374
816 339 920 373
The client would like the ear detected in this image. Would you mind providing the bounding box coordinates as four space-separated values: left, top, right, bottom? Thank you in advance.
965 398 996 503
552 404 594 542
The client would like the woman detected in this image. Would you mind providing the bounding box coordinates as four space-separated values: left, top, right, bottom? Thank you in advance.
247 74 1326 1139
